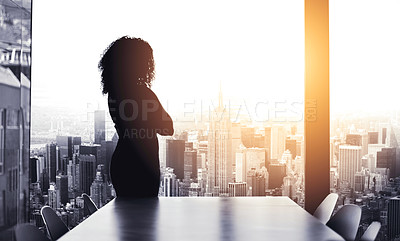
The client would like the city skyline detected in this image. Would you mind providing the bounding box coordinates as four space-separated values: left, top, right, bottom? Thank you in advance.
3 0 400 240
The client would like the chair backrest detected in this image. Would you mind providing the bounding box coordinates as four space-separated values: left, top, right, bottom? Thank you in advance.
360 221 381 241
326 204 361 241
41 206 69 240
15 224 50 241
82 193 98 215
313 193 339 224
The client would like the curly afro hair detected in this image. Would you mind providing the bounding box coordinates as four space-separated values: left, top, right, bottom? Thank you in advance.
98 36 155 95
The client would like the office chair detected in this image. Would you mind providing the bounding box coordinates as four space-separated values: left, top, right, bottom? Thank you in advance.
313 193 339 224
40 206 69 240
326 204 361 241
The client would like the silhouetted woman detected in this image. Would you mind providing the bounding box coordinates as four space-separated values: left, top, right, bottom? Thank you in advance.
99 36 174 197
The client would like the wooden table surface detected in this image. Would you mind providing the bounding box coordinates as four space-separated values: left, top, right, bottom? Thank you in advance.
59 197 344 241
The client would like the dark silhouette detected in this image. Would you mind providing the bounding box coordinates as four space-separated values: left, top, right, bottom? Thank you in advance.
99 36 173 197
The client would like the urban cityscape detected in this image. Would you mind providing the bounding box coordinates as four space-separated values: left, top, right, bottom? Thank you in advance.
27 89 400 240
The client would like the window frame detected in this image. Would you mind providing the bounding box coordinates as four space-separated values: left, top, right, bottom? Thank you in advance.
304 0 330 213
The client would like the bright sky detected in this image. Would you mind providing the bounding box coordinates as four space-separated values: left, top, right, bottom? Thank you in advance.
31 0 400 119
31 0 304 118
330 0 400 114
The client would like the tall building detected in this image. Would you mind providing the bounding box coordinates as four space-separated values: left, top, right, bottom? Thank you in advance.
90 165 108 208
270 125 286 161
368 144 386 172
361 133 369 156
79 155 96 194
231 123 241 177
56 175 68 205
387 196 400 239
94 110 106 144
166 139 185 180
354 172 365 192
247 168 268 196
268 163 286 189
377 147 397 178
197 141 208 170
368 132 379 145
80 144 101 165
282 175 296 199
48 184 58 209
163 167 179 197
184 149 197 180
67 160 77 192
46 143 58 183
379 126 388 145
100 140 117 182
207 87 232 195
40 169 50 195
285 139 297 159
56 136 73 160
158 136 172 169
235 147 266 184
264 127 272 164
228 182 247 197
29 157 38 183
338 145 362 189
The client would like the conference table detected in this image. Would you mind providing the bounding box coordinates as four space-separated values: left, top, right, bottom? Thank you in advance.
59 197 344 241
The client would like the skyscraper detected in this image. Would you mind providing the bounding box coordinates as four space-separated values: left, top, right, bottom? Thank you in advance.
197 141 208 170
90 165 108 208
377 147 397 178
231 123 241 177
100 140 117 182
247 168 268 196
79 155 96 194
368 132 379 144
387 196 400 239
354 172 365 192
48 184 58 209
228 182 247 197
94 110 106 144
163 167 178 197
235 147 266 184
80 143 101 167
46 143 58 183
271 125 286 161
56 136 73 160
29 157 38 183
184 149 197 180
166 139 185 180
56 174 68 205
207 87 232 195
268 163 286 189
368 144 385 172
338 145 362 189
285 139 297 159
264 127 271 167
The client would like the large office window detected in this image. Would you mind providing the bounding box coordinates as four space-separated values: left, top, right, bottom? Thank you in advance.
330 1 400 240
28 0 305 230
